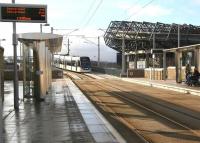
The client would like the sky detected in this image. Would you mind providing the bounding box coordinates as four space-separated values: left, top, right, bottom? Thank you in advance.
1 0 200 62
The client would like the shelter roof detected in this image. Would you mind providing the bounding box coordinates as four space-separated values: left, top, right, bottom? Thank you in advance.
17 33 63 53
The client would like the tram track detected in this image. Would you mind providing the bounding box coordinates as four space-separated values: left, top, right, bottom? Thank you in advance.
94 80 200 137
90 91 151 143
64 71 95 80
90 80 200 142
101 79 200 132
64 71 200 142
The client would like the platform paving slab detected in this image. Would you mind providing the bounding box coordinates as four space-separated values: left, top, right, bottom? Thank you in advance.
3 79 124 143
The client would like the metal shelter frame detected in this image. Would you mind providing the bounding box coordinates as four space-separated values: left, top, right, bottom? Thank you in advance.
163 44 200 83
18 33 63 101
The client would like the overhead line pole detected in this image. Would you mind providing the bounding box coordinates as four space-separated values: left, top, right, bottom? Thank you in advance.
83 36 101 66
97 36 100 66
67 38 70 55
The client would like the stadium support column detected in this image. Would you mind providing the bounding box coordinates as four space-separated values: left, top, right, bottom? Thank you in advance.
163 51 167 80
134 44 137 69
176 24 182 83
134 52 137 69
121 35 126 77
194 46 200 71
146 53 149 68
175 50 182 83
152 33 155 80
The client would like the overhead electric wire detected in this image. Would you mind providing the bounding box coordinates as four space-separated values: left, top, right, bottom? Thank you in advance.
80 0 98 26
82 0 104 28
124 0 155 21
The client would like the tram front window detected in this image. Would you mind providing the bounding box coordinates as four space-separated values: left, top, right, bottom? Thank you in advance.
80 57 91 68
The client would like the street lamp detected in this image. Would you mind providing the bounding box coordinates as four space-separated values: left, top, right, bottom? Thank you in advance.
40 23 50 33
0 38 6 46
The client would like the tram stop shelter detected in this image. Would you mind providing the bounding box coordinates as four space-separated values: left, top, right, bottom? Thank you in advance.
17 33 63 101
163 44 200 83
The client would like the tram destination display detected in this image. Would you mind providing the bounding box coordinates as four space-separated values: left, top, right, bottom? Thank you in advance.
0 3 47 23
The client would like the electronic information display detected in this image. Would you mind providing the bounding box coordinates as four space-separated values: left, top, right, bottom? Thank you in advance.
0 3 47 23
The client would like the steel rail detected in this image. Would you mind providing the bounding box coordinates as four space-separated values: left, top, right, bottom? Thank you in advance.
96 80 200 138
66 72 150 142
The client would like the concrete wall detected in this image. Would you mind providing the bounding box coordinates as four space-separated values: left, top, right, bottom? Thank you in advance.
144 68 164 80
167 66 195 80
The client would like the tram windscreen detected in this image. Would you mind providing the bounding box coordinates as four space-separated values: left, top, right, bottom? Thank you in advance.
80 57 91 68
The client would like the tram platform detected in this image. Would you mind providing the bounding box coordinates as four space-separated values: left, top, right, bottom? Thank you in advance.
122 78 200 96
91 73 200 96
3 79 124 143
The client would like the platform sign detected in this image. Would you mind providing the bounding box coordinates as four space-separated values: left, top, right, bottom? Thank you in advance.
0 3 47 23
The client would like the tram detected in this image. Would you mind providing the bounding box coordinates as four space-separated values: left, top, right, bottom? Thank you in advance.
54 55 91 73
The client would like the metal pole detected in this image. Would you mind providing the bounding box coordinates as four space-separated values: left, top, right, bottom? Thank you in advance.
51 27 54 67
121 34 126 76
134 44 137 69
12 0 19 109
97 36 100 66
163 51 167 80
0 70 2 143
51 27 53 34
40 24 42 33
178 24 180 48
67 38 70 55
177 24 182 83
152 33 155 80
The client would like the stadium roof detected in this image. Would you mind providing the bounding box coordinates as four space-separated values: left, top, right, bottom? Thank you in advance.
104 21 200 53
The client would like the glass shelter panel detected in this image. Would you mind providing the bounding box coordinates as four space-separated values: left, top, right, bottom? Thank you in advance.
23 44 34 99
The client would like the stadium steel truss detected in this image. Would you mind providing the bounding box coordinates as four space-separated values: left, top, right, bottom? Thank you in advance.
104 21 200 53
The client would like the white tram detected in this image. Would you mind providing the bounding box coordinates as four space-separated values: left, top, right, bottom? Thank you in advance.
54 55 91 73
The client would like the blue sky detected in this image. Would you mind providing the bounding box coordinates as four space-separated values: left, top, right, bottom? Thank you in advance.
1 0 200 62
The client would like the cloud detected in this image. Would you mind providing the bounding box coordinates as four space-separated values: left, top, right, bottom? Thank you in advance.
116 2 172 20
116 1 131 10
128 4 172 20
192 0 200 4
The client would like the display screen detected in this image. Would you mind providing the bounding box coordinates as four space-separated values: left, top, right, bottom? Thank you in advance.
0 4 47 23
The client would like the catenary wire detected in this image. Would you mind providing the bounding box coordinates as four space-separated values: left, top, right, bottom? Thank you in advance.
80 0 98 27
124 0 155 21
82 0 104 29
